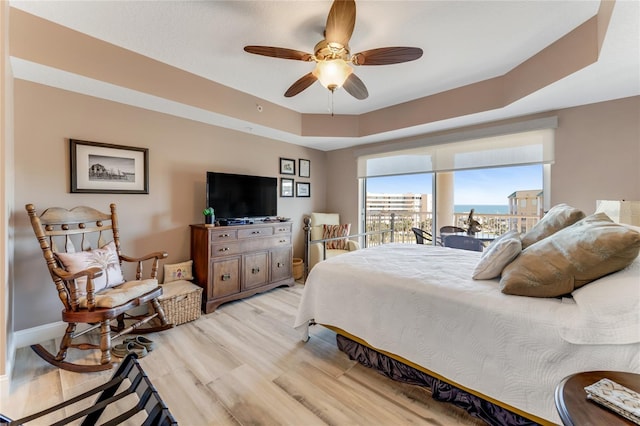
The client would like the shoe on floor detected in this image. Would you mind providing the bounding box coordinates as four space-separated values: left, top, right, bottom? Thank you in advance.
111 341 148 358
123 336 155 352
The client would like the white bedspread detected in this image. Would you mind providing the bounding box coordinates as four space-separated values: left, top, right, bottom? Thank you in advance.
294 243 640 424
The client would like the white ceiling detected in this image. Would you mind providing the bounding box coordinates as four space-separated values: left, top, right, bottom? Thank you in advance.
9 0 640 151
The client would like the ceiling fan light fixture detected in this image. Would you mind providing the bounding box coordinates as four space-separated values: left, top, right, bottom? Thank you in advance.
312 59 353 91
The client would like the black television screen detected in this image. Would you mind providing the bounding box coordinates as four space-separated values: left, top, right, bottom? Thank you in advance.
206 172 277 219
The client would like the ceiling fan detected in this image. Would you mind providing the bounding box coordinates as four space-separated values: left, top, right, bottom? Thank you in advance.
244 0 423 100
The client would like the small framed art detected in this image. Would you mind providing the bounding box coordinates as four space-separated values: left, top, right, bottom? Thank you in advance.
299 159 310 178
279 157 295 175
70 139 149 194
280 178 294 197
296 182 310 197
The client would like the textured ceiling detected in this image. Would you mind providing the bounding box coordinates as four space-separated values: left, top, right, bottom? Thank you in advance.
9 0 640 150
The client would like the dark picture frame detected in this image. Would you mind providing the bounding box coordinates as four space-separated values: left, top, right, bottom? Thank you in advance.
280 178 294 197
299 158 310 178
296 182 310 197
70 139 149 194
279 157 296 175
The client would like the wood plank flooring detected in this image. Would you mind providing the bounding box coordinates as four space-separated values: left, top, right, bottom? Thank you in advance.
1 284 486 425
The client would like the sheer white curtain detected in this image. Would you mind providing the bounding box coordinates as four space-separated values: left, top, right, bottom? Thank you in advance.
357 126 555 178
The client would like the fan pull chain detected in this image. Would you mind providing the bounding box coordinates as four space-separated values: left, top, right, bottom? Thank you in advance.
327 89 335 117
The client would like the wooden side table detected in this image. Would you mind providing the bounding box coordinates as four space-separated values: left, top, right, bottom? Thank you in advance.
555 371 640 426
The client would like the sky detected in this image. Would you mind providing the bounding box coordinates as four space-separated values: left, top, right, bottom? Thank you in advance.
366 165 542 205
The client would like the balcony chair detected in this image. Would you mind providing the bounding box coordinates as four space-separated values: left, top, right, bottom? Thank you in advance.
442 234 485 252
439 225 466 235
411 227 435 245
25 203 173 373
305 212 360 273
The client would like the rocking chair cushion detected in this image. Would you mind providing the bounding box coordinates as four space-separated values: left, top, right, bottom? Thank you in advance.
79 278 158 308
56 241 125 294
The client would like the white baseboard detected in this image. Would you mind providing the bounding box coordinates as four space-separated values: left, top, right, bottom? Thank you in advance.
14 321 67 349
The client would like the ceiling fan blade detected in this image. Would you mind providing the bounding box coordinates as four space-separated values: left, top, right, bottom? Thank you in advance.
342 73 368 100
352 47 423 66
244 46 313 61
325 0 356 46
285 73 318 97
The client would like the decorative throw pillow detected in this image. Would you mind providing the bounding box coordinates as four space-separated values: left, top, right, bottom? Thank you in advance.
163 260 194 284
472 230 522 279
520 203 585 249
500 213 640 298
56 241 124 295
323 224 351 250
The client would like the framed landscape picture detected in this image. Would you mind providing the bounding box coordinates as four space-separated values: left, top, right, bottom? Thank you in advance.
70 139 149 194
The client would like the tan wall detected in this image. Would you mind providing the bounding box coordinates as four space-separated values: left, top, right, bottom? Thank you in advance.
13 80 326 330
326 96 640 229
553 96 640 212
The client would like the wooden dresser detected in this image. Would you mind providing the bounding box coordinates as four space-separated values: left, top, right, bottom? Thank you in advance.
190 222 294 313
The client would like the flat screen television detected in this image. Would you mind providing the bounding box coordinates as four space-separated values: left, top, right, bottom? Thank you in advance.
206 172 277 219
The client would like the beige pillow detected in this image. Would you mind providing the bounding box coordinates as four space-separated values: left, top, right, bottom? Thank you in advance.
500 213 640 297
56 241 124 295
472 230 522 280
163 260 194 283
521 203 585 249
323 224 351 250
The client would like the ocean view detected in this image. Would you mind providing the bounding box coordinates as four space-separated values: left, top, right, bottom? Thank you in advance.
454 204 509 214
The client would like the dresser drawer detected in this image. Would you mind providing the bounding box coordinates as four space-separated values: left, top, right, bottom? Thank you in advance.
273 223 292 234
209 229 237 242
238 227 273 239
210 242 240 257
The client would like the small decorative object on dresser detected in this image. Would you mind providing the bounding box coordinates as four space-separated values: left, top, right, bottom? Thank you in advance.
203 207 215 225
190 221 295 313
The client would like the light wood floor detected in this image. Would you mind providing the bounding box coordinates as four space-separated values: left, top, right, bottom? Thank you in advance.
1 284 486 425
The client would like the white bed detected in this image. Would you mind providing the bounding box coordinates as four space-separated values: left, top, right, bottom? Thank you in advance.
294 242 640 424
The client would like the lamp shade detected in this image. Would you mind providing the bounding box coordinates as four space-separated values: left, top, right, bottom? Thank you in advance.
595 200 640 226
312 59 353 91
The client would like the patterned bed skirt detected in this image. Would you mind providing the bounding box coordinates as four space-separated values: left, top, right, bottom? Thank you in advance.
336 334 539 426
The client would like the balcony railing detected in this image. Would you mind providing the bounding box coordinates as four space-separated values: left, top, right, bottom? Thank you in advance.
365 211 540 246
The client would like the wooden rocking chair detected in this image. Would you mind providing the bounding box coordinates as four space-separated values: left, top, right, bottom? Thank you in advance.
25 203 174 373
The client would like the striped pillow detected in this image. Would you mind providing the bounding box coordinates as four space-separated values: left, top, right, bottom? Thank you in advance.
323 224 351 250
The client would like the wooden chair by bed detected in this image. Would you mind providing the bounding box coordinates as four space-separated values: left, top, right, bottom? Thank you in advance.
25 203 173 373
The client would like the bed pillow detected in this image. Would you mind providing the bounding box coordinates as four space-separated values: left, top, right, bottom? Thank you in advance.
500 213 640 297
472 230 521 279
163 260 194 284
323 224 350 250
562 251 640 345
56 241 124 295
520 203 585 249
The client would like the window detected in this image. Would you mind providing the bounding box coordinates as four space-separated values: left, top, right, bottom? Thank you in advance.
363 165 543 243
357 122 555 243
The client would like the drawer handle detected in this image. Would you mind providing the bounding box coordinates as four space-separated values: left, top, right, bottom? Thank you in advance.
277 262 283 268
219 233 230 238
218 247 230 252
279 239 286 243
221 273 231 281
278 228 286 232
251 230 261 234
251 267 260 274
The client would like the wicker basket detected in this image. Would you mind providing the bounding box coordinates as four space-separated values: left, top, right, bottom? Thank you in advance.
151 280 202 326
292 258 304 280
